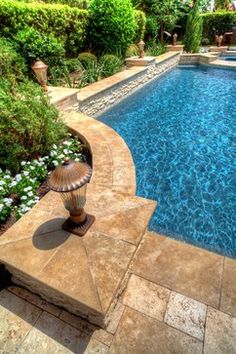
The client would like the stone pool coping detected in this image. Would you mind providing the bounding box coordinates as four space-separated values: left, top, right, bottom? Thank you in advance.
179 52 236 69
0 112 156 328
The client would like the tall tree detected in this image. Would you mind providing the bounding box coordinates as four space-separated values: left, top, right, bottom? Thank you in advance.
184 0 203 52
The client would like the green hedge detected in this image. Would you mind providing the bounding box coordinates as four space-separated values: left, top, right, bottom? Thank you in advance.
202 11 236 38
88 0 136 55
15 0 89 8
0 0 89 55
134 9 146 42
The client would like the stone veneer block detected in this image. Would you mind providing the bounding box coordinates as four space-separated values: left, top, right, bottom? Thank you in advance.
125 56 156 68
164 292 207 340
109 307 203 354
0 183 156 327
122 274 170 321
132 232 223 307
204 307 236 354
220 257 236 317
0 290 42 353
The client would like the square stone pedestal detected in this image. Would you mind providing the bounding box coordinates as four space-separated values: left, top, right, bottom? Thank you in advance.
125 56 156 68
0 185 156 328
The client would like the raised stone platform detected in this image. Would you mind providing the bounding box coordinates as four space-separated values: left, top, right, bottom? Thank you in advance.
125 56 156 68
0 114 156 328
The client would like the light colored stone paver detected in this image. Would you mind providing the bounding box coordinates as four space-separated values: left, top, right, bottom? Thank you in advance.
220 257 236 317
165 292 207 340
109 307 203 354
0 290 41 353
132 232 223 307
106 302 125 335
60 310 113 347
204 307 236 354
122 274 170 321
18 311 108 354
8 286 62 317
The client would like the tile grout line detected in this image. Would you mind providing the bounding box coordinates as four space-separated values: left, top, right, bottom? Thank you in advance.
218 256 226 311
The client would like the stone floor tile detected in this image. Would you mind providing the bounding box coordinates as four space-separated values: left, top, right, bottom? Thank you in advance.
164 292 207 340
106 302 125 335
122 274 170 321
83 231 136 313
220 257 236 317
132 232 223 307
204 307 236 354
84 339 109 354
19 311 108 354
92 203 156 245
109 307 203 354
0 290 41 353
8 286 62 317
60 310 113 347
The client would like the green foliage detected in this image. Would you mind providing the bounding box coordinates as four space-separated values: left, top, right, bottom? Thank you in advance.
184 0 203 53
99 54 123 78
14 27 65 66
0 37 26 79
125 44 139 57
145 15 160 41
146 40 166 56
0 0 88 55
215 0 230 10
202 11 236 39
88 0 136 55
15 0 89 6
134 10 146 42
78 52 97 68
0 78 66 173
65 58 83 73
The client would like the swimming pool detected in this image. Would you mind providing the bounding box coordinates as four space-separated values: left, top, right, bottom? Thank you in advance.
98 66 236 258
221 55 236 61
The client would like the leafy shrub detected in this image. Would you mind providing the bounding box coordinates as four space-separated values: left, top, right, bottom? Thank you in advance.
0 78 66 173
0 37 26 79
202 11 236 40
145 15 160 41
184 0 203 53
99 54 123 78
14 27 65 66
0 0 88 55
88 0 136 55
146 40 166 56
78 52 97 68
125 44 139 57
201 37 210 46
134 10 146 42
65 58 83 73
37 0 89 8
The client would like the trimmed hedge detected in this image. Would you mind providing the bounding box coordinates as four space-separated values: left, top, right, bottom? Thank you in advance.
88 0 136 55
134 10 146 42
0 37 26 79
0 0 89 55
202 11 236 38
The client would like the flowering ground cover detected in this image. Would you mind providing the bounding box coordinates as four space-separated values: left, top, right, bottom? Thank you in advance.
0 134 86 231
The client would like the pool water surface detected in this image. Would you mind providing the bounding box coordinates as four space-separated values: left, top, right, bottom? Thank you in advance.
98 66 236 258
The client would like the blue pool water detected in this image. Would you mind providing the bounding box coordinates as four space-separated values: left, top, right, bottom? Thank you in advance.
221 55 236 61
98 66 236 258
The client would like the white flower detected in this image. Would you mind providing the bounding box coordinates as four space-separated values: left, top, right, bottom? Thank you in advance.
52 160 59 166
52 144 57 149
10 181 17 187
21 161 27 166
50 151 56 157
58 154 65 159
23 186 32 192
29 166 35 170
74 158 80 162
0 180 5 186
21 196 27 201
0 186 3 191
15 174 22 182
63 141 70 146
63 149 69 154
23 171 29 176
3 198 13 207
4 175 11 179
0 204 3 212
28 191 34 197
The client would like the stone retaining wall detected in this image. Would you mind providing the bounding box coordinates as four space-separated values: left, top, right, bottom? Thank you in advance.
78 54 180 116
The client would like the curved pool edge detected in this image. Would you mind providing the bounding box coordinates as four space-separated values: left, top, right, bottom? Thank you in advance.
65 111 137 196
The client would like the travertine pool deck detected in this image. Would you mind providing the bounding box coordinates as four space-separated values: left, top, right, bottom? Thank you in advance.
1 59 236 352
